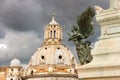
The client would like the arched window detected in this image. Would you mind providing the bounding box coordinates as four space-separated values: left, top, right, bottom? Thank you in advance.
50 31 52 38
18 69 20 71
31 70 33 75
54 31 56 38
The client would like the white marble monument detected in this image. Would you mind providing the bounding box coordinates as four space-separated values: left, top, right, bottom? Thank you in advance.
77 0 120 80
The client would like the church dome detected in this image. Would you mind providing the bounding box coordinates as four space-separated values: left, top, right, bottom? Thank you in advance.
10 58 21 67
27 13 77 78
28 13 76 66
29 13 76 66
29 45 76 65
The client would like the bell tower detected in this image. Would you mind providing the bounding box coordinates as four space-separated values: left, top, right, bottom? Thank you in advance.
44 12 63 45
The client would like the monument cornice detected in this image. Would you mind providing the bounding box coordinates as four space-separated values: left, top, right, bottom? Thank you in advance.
96 9 120 26
22 73 78 79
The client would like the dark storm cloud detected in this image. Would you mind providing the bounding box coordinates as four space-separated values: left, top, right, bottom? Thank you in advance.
0 0 42 32
0 23 6 39
0 0 109 33
39 0 109 24
0 31 42 65
0 31 6 39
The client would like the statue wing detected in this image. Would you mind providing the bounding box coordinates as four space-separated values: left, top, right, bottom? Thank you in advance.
77 6 95 38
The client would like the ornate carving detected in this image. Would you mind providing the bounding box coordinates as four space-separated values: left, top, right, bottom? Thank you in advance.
110 0 120 9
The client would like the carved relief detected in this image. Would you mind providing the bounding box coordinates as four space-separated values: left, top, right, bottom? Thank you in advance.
110 0 120 9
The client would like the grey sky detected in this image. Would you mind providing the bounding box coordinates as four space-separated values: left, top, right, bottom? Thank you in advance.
0 0 109 65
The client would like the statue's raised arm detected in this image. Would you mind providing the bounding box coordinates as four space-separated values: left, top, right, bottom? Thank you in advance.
65 6 95 65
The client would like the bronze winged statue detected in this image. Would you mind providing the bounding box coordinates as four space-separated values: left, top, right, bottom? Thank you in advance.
64 6 95 65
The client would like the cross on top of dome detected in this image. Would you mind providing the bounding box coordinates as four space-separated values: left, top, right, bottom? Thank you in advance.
49 11 58 25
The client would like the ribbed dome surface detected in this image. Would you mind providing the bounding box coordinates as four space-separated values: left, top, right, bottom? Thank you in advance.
10 58 21 66
29 45 76 66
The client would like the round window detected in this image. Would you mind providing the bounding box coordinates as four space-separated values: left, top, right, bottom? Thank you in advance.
59 55 62 59
11 69 13 71
41 55 45 59
57 47 60 49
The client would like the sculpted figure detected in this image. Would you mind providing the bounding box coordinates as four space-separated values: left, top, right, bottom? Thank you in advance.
65 6 95 65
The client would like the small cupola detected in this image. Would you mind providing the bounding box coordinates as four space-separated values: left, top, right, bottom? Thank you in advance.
44 12 63 45
10 58 21 67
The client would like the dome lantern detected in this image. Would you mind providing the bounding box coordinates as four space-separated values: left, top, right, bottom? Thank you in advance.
44 12 63 45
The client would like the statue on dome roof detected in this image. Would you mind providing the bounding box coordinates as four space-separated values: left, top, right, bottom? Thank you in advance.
64 6 95 65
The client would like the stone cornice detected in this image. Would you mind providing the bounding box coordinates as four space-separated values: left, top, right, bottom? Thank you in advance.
96 9 120 26
22 73 78 79
9 66 22 68
77 63 120 70
28 64 76 74
77 65 120 78
29 64 71 68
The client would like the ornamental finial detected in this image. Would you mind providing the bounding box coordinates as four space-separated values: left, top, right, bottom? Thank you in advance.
52 9 55 20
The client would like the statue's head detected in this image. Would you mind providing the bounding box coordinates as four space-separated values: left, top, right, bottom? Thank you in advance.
87 6 95 17
85 41 91 46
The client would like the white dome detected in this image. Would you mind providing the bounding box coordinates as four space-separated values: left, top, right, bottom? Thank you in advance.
10 58 21 66
27 14 78 77
29 45 76 66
